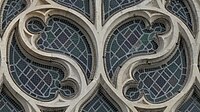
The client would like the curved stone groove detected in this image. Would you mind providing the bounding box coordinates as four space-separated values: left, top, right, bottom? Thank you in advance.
166 0 193 31
52 0 93 21
177 91 200 112
105 18 166 82
124 39 188 103
1 0 27 33
8 32 76 101
34 16 94 82
0 86 25 112
81 88 122 112
103 0 144 21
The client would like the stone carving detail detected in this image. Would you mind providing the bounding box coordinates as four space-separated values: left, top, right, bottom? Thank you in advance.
0 0 198 111
124 39 188 103
105 18 167 83
9 33 76 101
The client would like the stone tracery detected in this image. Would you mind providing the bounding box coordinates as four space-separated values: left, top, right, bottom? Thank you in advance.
0 0 199 112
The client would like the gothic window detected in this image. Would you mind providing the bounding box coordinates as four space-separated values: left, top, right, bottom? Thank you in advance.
0 0 199 112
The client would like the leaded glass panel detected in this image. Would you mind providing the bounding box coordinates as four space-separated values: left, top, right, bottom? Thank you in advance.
177 92 200 112
82 90 121 112
8 32 76 101
0 87 25 112
103 0 144 21
0 0 27 33
105 18 166 82
33 16 94 82
52 0 93 21
166 0 193 31
0 0 198 111
124 39 188 103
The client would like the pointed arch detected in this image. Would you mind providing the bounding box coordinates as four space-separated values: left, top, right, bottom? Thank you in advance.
80 87 122 112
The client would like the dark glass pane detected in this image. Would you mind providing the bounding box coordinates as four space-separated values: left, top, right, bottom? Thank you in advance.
27 18 45 33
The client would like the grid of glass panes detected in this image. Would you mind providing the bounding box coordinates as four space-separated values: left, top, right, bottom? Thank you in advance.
166 0 193 31
9 36 75 101
177 92 200 112
103 0 143 20
0 88 24 112
35 16 93 81
82 91 120 112
53 0 92 20
1 0 27 31
124 40 187 103
105 19 166 82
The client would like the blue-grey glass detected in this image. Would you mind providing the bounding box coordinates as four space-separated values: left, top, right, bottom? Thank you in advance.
124 40 188 103
36 16 94 81
177 93 200 112
166 0 192 31
27 18 45 33
53 0 92 19
0 88 24 112
9 34 75 101
82 91 119 112
103 0 144 20
1 0 27 31
105 19 166 82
